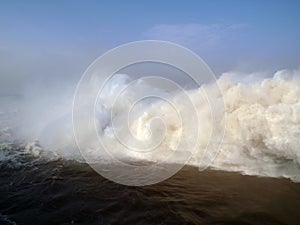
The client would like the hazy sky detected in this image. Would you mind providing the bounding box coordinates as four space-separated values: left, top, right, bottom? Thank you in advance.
1 0 300 94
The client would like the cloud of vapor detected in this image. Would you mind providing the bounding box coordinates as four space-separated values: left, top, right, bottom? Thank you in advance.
0 41 107 145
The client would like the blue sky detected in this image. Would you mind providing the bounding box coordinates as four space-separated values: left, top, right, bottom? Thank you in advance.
1 0 300 94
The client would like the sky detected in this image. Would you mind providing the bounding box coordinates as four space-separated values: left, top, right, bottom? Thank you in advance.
1 0 300 95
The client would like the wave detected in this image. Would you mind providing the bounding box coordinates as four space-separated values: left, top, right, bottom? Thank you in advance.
1 69 300 182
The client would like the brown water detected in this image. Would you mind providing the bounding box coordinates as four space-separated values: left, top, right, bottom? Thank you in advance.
1 157 300 225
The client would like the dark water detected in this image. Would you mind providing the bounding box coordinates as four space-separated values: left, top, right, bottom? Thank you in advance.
1 155 300 225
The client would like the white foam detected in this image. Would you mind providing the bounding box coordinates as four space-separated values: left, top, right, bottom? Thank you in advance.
2 70 300 182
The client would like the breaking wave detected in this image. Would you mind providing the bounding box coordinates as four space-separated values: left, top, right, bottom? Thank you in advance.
1 69 300 182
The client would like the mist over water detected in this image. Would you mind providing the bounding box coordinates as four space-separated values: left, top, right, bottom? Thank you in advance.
1 69 300 182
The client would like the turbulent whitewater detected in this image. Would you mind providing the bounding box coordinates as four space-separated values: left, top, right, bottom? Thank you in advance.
0 69 299 181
